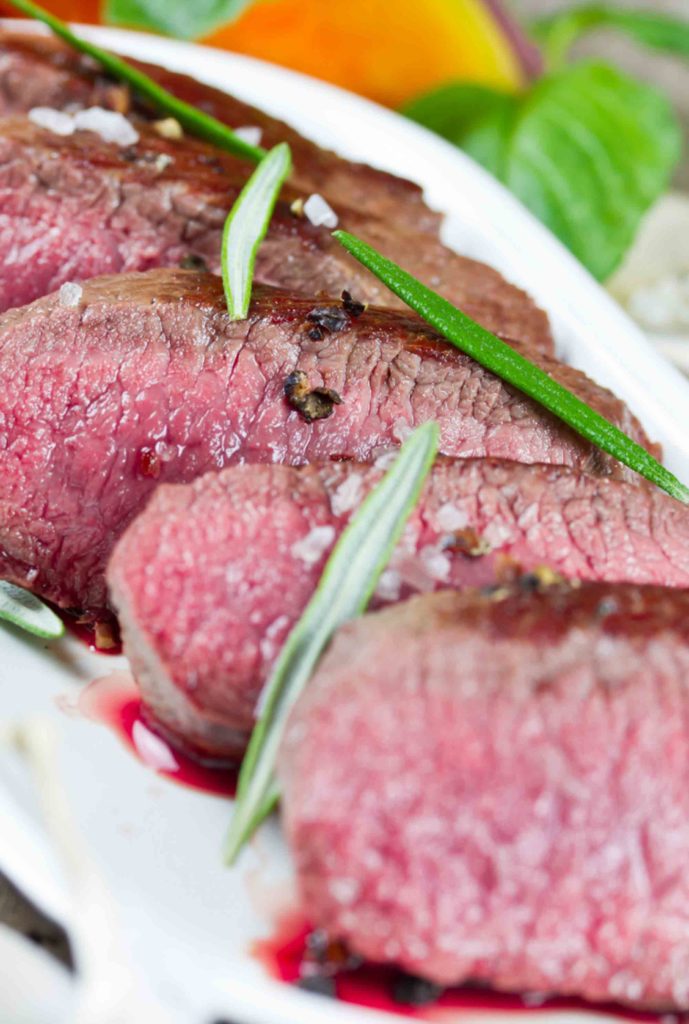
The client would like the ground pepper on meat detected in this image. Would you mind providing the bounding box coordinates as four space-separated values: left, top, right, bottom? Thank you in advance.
305 305 350 340
284 370 342 422
341 290 366 317
179 253 209 272
442 527 491 557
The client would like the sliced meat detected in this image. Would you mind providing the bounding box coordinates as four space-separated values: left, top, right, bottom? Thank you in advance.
279 583 689 1010
0 269 653 613
0 115 553 355
0 29 440 236
108 458 689 761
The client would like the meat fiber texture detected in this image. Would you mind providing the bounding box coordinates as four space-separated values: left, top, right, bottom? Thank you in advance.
0 114 553 356
0 269 655 613
279 583 689 1010
0 29 440 237
108 458 689 761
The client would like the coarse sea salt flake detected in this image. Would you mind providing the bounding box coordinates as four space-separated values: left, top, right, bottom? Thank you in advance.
59 282 83 308
303 193 338 229
233 125 263 147
436 502 468 532
28 107 75 136
392 418 412 443
154 152 173 173
420 545 451 582
375 569 401 602
73 107 139 147
330 473 363 516
290 525 335 565
329 877 360 905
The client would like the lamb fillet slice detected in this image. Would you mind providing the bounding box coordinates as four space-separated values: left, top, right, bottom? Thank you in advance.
0 116 553 355
108 458 689 762
279 583 689 1010
0 30 440 235
0 269 652 613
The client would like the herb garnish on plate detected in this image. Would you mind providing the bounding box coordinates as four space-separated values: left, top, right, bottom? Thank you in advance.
0 581 64 640
221 142 291 319
224 421 439 863
334 230 689 504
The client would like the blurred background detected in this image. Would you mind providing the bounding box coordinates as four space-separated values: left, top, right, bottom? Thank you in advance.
2 0 689 1005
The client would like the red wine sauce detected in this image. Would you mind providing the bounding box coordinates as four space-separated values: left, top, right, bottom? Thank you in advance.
253 911 678 1022
78 672 237 798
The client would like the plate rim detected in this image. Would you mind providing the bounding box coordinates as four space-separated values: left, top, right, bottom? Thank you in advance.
0 21 686 1024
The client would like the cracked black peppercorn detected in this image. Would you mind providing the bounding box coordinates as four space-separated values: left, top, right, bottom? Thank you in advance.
284 370 342 423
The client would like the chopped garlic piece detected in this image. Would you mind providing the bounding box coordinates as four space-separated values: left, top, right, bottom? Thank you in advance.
303 193 338 229
153 117 183 140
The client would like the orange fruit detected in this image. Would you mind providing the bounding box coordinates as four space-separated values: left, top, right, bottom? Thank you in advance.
205 0 527 107
24 0 101 22
8 0 528 109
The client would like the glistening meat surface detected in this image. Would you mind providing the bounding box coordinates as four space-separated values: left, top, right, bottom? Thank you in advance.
0 29 441 236
279 584 689 1010
108 458 689 761
0 270 653 612
0 115 553 354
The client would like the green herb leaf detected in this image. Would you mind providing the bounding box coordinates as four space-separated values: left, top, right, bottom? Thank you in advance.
222 143 291 320
404 83 518 178
224 421 440 864
404 61 681 281
531 5 689 71
3 0 266 163
106 0 253 40
0 582 64 640
334 230 689 504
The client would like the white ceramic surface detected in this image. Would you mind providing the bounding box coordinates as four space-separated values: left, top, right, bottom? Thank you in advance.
1 22 689 1024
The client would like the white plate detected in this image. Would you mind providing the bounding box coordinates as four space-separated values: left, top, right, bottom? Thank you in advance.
1 22 688 1024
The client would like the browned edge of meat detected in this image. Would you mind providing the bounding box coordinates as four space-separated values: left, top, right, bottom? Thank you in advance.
0 29 440 234
0 111 554 355
0 268 656 615
108 456 689 762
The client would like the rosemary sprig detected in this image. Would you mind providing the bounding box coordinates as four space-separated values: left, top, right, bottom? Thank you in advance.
224 421 439 864
222 143 292 320
334 231 689 504
0 582 64 639
3 0 266 162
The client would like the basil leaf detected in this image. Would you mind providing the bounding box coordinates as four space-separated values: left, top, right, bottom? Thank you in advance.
404 84 517 177
405 61 681 280
531 5 689 70
105 0 253 39
0 582 64 640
